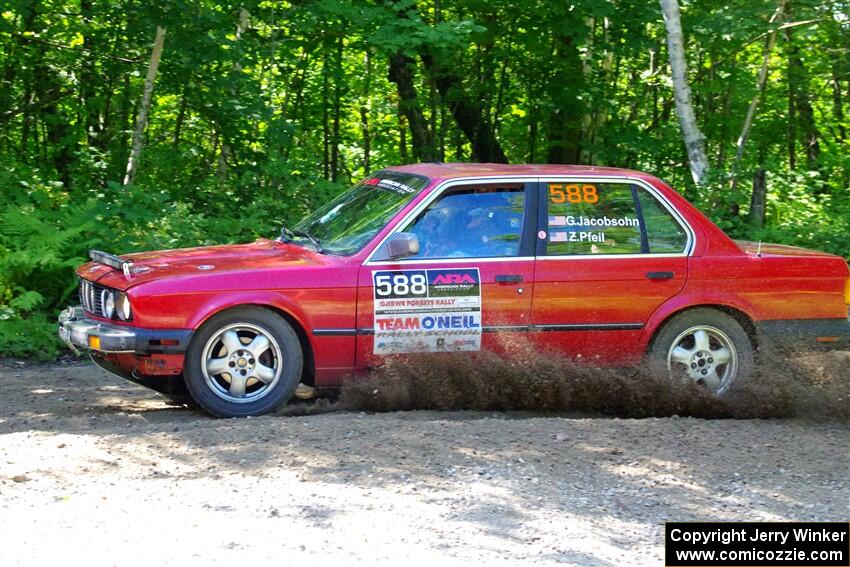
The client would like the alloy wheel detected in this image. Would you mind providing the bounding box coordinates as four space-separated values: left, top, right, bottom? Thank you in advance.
666 325 738 394
201 323 283 403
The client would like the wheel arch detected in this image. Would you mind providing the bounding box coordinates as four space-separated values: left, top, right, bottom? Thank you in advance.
645 303 758 353
190 299 316 386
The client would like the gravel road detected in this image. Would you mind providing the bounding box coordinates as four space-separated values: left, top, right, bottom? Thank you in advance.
1 358 848 566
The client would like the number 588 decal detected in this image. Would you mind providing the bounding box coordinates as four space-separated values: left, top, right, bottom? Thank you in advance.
549 183 599 204
374 270 428 299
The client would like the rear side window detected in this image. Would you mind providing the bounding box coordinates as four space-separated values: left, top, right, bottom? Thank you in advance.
543 181 688 256
636 190 687 253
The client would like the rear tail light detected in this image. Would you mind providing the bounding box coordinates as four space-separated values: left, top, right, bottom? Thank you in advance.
844 277 850 305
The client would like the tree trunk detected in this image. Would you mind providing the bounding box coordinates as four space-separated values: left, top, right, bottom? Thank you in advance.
659 0 709 186
438 104 447 162
786 47 797 170
398 102 409 163
429 0 441 139
123 26 166 187
832 60 846 143
582 17 613 164
173 79 189 148
544 32 583 165
787 42 820 168
421 52 507 163
527 107 538 163
330 35 343 182
114 73 131 180
218 7 250 181
282 52 311 162
360 49 372 173
715 58 735 171
20 82 33 158
388 51 435 162
730 0 786 193
749 161 767 229
650 47 659 128
321 44 330 179
3 2 38 155
453 127 463 161
80 0 104 149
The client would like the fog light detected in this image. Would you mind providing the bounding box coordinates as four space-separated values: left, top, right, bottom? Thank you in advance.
88 335 101 349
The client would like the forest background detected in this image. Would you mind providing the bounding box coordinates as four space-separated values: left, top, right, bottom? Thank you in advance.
0 0 847 358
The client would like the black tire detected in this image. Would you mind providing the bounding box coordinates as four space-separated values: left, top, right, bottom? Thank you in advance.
184 306 303 417
648 308 754 395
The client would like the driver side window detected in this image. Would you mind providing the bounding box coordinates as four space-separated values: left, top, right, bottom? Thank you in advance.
403 185 525 259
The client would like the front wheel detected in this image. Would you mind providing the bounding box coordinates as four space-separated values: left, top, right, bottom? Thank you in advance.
184 307 303 417
648 308 754 395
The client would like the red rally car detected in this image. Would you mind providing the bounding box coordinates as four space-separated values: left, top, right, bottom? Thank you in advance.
59 163 850 417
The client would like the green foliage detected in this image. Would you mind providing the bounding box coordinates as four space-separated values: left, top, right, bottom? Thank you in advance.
752 171 850 257
0 314 59 361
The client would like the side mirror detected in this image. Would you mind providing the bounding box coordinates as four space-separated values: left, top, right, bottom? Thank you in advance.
384 232 420 260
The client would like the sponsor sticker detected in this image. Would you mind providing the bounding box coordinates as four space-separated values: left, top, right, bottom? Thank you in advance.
372 268 482 355
364 177 417 194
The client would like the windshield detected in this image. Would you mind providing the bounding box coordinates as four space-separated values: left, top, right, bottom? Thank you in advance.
293 172 429 255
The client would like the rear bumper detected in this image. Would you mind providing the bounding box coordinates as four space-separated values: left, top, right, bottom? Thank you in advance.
756 317 850 351
58 306 192 354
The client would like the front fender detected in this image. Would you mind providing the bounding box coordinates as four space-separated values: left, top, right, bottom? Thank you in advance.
185 290 312 332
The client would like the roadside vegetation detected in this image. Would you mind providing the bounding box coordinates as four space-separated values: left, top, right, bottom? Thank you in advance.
1 0 848 359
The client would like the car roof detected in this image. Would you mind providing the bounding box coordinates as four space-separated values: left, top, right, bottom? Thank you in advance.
383 162 659 182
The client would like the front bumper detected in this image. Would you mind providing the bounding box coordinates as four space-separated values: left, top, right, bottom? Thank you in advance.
756 317 850 352
58 306 192 354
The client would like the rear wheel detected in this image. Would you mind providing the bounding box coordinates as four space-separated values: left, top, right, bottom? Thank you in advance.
649 308 754 395
184 307 302 417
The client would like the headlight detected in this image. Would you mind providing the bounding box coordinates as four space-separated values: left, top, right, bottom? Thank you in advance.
102 289 115 318
116 292 132 321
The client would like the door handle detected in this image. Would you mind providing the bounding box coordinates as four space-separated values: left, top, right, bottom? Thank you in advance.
495 274 523 284
646 271 674 281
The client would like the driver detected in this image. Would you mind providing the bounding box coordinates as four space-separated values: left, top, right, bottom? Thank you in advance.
413 202 464 258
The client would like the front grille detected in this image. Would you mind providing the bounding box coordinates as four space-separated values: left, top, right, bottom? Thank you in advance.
78 279 129 320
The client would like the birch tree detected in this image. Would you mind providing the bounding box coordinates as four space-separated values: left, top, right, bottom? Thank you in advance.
123 26 166 186
729 0 787 192
659 0 710 186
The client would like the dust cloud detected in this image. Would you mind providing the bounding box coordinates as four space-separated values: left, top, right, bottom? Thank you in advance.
284 350 848 420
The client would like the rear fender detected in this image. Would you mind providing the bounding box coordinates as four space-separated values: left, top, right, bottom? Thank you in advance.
640 292 758 351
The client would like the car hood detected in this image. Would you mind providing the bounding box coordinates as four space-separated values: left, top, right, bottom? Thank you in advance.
78 239 322 290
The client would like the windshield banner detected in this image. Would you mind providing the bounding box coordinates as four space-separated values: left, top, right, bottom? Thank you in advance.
372 268 482 355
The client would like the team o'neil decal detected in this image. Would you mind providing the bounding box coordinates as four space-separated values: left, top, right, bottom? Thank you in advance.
372 268 482 355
